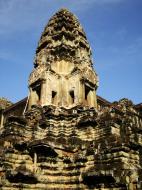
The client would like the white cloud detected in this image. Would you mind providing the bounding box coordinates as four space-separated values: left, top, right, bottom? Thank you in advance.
0 0 125 36
96 0 124 4
0 0 128 63
0 51 12 61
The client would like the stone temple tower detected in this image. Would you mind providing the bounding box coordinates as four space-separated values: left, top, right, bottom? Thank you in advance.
28 8 98 109
1 8 142 190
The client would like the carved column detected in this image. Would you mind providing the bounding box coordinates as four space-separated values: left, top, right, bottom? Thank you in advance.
33 152 37 173
89 90 97 108
78 80 84 105
40 80 47 106
0 110 4 129
28 88 39 109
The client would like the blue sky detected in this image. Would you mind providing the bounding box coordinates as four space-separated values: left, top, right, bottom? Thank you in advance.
0 0 142 104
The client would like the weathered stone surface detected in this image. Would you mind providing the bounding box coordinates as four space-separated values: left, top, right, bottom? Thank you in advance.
0 8 142 190
0 98 12 110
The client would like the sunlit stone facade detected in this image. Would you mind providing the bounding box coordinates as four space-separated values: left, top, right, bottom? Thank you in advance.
0 9 142 190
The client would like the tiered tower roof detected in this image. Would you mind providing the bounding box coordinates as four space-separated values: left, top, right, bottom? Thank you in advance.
34 8 92 68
